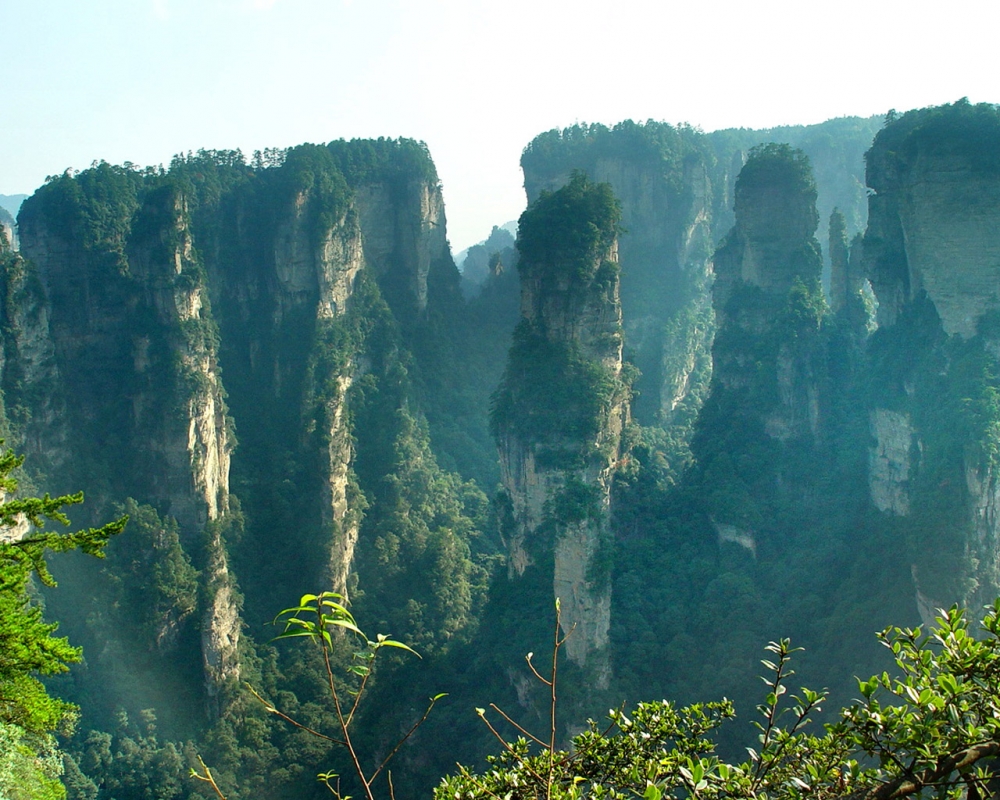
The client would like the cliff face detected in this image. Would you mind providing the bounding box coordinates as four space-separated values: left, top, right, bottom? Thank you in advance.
710 144 825 442
520 119 879 436
13 169 240 707
353 178 449 314
522 124 714 427
866 106 1000 338
17 176 231 531
494 175 627 672
2 140 479 736
863 102 1000 615
0 208 14 251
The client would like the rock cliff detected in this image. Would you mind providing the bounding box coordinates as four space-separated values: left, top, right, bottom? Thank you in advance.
711 144 825 441
522 123 714 427
864 101 1000 613
13 168 241 706
17 173 231 531
866 102 1000 338
2 140 482 738
493 174 628 673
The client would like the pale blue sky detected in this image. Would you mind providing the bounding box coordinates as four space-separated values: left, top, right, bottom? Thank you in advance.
2 0 998 250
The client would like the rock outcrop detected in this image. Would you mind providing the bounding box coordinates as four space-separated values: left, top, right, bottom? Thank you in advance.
865 102 1000 338
494 174 628 673
522 123 714 426
0 208 15 251
353 178 448 314
711 144 825 441
868 408 912 516
14 170 240 705
864 101 1000 613
3 139 473 730
17 174 232 531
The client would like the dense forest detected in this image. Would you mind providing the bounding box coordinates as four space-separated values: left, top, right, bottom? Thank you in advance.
3 100 1000 799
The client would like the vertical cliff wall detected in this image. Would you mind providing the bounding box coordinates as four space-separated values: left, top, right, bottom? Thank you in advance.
521 118 879 437
522 123 714 428
863 101 1000 616
0 140 485 753
687 144 834 552
11 165 241 712
493 174 628 672
16 171 232 530
711 144 825 441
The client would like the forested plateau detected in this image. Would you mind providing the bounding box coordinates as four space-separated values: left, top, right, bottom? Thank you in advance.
2 101 1000 799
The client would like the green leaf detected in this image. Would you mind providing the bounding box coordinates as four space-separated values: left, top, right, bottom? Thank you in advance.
373 638 420 657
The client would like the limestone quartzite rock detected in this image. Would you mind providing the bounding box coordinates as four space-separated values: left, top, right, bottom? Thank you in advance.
495 175 628 675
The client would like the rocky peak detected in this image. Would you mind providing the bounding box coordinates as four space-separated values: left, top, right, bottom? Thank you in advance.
494 174 628 673
864 101 1000 338
713 144 822 321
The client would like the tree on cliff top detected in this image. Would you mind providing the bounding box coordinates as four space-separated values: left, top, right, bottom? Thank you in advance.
516 171 622 285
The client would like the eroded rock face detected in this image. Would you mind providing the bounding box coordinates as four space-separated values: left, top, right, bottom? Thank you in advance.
495 176 626 673
865 107 1000 338
863 104 1000 615
273 193 364 322
16 178 241 708
523 148 714 426
0 219 14 251
202 529 241 715
711 146 825 441
868 409 912 516
354 179 448 313
324 374 359 598
17 182 232 531
713 147 822 325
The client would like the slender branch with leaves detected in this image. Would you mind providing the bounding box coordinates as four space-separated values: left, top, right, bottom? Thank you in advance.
191 591 444 800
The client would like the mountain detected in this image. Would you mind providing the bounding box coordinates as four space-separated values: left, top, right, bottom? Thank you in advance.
4 103 1000 799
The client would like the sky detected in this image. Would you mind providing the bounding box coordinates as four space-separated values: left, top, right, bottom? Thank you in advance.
2 0 998 251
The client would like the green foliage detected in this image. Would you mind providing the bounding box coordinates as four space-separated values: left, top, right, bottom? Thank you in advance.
736 143 818 204
277 144 353 250
352 402 491 654
72 713 191 800
0 447 125 798
516 173 622 288
195 592 443 800
326 137 438 188
103 500 200 650
33 162 145 274
491 323 624 460
440 604 1000 800
490 174 628 458
0 447 127 734
0 722 66 800
521 121 709 193
868 99 1000 181
707 114 880 239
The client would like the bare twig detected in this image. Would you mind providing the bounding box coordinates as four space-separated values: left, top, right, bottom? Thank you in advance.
322 639 376 800
370 694 446 782
478 709 550 785
489 702 548 747
246 683 344 745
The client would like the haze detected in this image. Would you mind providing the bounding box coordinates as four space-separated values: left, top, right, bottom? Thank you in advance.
1 0 997 250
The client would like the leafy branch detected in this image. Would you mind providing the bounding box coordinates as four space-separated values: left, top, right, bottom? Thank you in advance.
193 591 443 800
